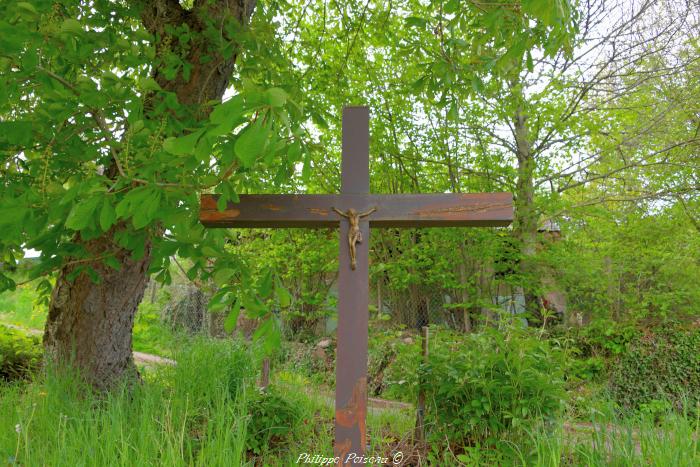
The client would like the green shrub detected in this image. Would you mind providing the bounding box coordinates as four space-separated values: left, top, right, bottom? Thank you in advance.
422 327 566 447
368 329 420 402
548 320 638 384
245 386 304 455
609 324 700 413
0 326 42 381
568 319 639 358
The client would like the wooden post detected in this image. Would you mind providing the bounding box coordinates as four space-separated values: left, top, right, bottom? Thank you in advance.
197 106 514 459
415 326 429 443
260 358 270 390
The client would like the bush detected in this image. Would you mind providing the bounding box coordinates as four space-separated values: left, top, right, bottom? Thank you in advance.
368 329 420 402
245 386 304 455
422 327 566 447
609 324 700 413
0 326 42 382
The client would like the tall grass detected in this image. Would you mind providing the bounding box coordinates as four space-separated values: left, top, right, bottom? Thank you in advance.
5 335 695 466
0 338 253 466
522 405 700 467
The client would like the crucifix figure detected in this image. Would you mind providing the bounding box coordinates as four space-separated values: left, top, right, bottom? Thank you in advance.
332 207 376 270
200 106 513 465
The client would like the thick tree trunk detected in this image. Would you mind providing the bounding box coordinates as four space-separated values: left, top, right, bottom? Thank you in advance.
44 227 151 389
44 0 257 389
513 106 541 324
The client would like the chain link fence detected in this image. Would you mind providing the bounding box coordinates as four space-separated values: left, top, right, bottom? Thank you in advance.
145 276 527 339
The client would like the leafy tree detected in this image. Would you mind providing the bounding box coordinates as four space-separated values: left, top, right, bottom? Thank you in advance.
0 0 305 388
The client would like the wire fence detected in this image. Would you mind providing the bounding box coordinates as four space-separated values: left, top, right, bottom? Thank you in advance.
371 280 469 331
146 278 505 339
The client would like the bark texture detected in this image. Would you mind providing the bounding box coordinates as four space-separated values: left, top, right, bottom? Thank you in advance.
44 0 257 390
44 227 151 389
513 105 541 323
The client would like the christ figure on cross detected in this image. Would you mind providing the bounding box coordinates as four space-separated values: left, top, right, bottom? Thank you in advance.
200 106 513 466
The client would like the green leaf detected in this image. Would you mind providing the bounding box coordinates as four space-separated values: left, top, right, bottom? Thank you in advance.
241 294 266 317
60 19 83 36
209 94 244 126
253 317 281 355
258 268 273 298
405 17 427 28
104 256 121 271
65 197 101 231
138 77 161 92
265 88 287 107
223 300 241 333
131 188 161 229
275 277 292 308
447 102 459 122
0 121 33 146
163 129 205 156
17 2 37 14
213 268 236 286
302 152 312 180
288 141 301 161
234 120 269 168
201 246 219 257
99 199 116 231
444 0 460 14
16 2 38 19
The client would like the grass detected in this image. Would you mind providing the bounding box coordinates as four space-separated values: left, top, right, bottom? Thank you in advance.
0 283 179 357
1 336 698 465
1 282 698 465
522 407 700 466
0 283 45 330
0 337 416 466
1 338 254 466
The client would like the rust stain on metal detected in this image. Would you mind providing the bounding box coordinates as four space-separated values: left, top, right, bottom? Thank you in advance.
334 438 352 466
335 376 367 462
414 203 511 216
262 204 282 211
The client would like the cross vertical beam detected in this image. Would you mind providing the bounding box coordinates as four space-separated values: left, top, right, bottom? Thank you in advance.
334 107 370 464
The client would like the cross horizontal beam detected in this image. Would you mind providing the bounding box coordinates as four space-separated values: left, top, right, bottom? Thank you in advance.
200 193 513 228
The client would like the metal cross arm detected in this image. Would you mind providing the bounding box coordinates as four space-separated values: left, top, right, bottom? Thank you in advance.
200 193 513 228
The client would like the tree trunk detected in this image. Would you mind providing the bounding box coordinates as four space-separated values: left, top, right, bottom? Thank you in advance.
44 227 151 390
457 245 472 332
44 0 257 389
512 105 541 324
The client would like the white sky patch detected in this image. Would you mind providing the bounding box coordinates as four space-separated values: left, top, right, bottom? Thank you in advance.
23 249 40 259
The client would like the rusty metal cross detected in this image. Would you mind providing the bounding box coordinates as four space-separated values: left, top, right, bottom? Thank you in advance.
200 106 513 464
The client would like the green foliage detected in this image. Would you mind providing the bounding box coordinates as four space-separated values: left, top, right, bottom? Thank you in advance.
131 301 178 357
569 320 639 358
0 280 47 330
0 338 373 466
525 405 700 466
549 320 639 383
245 387 304 455
0 1 308 348
0 326 42 382
0 338 256 466
163 337 255 409
609 324 700 414
368 329 421 402
422 327 566 447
